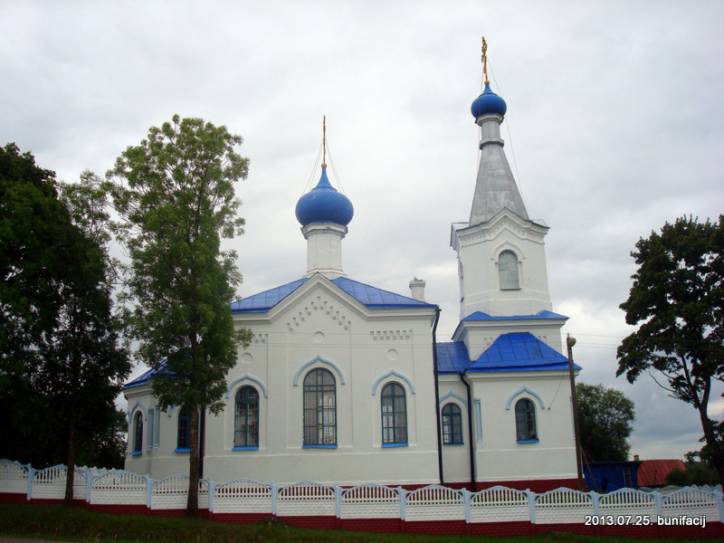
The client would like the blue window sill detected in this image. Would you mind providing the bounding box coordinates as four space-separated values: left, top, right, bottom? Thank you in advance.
175 447 191 453
232 446 259 452
443 442 465 447
517 438 539 445
130 450 142 457
303 444 337 449
382 442 408 448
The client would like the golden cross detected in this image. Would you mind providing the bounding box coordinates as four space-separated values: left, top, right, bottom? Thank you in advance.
482 36 489 85
322 115 327 168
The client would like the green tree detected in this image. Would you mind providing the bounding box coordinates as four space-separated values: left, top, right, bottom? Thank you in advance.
577 383 635 462
0 143 70 392
617 215 724 482
107 115 252 515
53 171 130 502
667 450 720 486
0 146 130 503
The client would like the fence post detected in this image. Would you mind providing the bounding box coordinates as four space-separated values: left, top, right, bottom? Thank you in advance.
526 490 536 525
398 487 407 521
590 491 600 515
653 490 663 518
208 480 216 514
145 475 153 509
84 467 91 502
335 486 342 519
462 488 471 524
271 482 278 517
26 466 34 501
715 489 724 524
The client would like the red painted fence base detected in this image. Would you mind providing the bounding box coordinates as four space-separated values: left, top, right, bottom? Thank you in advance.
405 520 467 535
279 515 337 529
208 512 270 524
468 520 531 536
339 518 402 533
0 493 27 504
88 504 149 515
2 497 724 539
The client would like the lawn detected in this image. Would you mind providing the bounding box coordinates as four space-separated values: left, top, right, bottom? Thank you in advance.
0 504 714 543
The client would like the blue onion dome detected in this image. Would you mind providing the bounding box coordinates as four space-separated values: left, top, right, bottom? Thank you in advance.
295 165 354 226
471 83 507 119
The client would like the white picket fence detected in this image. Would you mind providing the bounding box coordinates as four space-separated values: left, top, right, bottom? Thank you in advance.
1 459 722 528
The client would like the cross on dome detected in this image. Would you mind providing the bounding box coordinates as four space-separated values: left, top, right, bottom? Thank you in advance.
295 117 354 227
471 37 507 119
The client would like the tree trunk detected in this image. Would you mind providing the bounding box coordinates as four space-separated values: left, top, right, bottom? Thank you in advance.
64 408 76 505
698 405 724 483
186 406 200 516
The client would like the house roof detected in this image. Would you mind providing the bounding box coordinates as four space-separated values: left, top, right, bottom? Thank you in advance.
230 275 435 313
462 309 568 322
126 276 435 390
436 341 471 373
437 332 579 375
637 459 686 487
123 361 171 390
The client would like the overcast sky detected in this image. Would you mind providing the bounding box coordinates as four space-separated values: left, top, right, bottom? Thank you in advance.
2 0 723 461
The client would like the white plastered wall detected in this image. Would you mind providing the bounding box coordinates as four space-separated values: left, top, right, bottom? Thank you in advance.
469 372 577 484
124 278 440 485
437 376 472 484
453 211 553 319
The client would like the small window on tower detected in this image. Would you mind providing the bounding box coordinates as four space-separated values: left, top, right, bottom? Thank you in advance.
499 250 520 290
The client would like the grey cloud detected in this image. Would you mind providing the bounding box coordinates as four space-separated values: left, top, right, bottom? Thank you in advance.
3 0 723 460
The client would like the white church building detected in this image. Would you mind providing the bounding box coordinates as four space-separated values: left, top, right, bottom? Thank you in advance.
124 62 581 491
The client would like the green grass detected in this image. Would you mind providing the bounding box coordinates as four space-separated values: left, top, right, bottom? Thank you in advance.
0 504 713 543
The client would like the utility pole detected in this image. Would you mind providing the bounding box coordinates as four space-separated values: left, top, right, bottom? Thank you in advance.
567 334 585 490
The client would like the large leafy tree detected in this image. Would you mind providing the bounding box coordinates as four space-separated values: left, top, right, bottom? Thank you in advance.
51 171 130 501
0 146 130 503
0 143 69 390
107 115 251 515
617 215 723 482
576 383 634 462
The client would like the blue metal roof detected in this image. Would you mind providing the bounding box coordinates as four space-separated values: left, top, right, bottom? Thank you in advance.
123 361 172 390
462 309 568 322
332 277 435 308
436 332 580 375
230 276 435 314
468 332 578 373
128 332 577 389
230 278 306 313
127 276 433 389
436 342 471 374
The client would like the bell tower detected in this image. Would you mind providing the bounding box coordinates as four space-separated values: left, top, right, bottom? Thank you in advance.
452 39 554 321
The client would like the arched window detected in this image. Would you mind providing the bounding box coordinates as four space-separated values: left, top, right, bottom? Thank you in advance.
442 403 463 445
515 398 537 442
381 382 407 445
177 406 192 450
303 368 336 447
132 411 143 453
499 250 520 290
234 386 259 448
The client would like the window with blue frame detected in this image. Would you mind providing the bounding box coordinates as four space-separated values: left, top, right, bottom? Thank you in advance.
234 386 259 448
499 250 520 290
515 398 537 442
381 382 407 446
177 406 192 450
442 403 463 445
303 368 336 447
133 411 143 453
